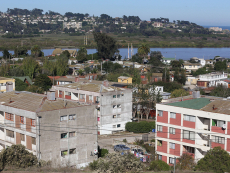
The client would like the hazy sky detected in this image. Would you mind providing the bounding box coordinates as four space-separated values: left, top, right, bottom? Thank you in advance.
1 0 229 26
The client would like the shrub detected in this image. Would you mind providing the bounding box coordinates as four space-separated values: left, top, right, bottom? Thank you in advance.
176 152 195 170
0 144 38 170
125 121 155 133
149 160 170 171
98 146 109 158
123 138 127 143
89 153 144 172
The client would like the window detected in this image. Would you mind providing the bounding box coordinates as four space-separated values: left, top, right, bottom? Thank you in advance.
20 116 24 124
169 142 175 149
65 91 71 96
184 146 195 153
158 155 162 160
32 137 36 145
89 95 93 101
117 95 120 98
157 140 162 146
80 94 85 99
5 112 14 121
113 105 117 109
117 104 121 108
169 127 175 134
6 130 14 138
183 130 195 140
121 93 124 96
184 115 195 122
69 132 76 138
20 134 25 141
157 125 163 132
117 114 121 118
59 90 62 95
70 148 76 154
113 125 116 128
169 157 175 164
61 150 68 156
212 119 225 127
60 115 67 122
61 133 68 139
113 115 116 118
113 95 116 98
170 112 176 119
117 124 121 128
69 114 76 120
96 96 100 103
213 136 225 144
31 119 36 127
158 110 163 117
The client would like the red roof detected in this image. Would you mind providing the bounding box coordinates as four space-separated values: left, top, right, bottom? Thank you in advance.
48 76 67 80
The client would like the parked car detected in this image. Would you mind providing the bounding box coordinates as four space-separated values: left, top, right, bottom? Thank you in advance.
114 144 130 152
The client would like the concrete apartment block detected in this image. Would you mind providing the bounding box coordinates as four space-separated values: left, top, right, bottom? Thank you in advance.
155 92 230 165
0 91 97 168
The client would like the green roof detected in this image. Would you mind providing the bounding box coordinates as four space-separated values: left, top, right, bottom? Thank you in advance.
167 98 211 110
163 58 176 60
13 76 33 85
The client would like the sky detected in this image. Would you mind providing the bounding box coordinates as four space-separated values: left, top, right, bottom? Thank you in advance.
1 0 230 26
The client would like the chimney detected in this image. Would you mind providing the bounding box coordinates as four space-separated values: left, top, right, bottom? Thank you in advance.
6 82 13 92
103 80 109 87
47 91 56 101
75 77 79 82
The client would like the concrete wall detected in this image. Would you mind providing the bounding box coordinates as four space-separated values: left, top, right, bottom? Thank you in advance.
38 105 97 168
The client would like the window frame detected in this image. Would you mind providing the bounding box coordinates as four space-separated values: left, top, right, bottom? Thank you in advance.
157 125 163 132
183 130 195 141
60 115 67 122
157 140 162 146
169 127 176 135
158 110 163 117
169 157 175 164
170 112 176 119
5 112 14 121
31 119 36 127
32 137 36 145
69 114 76 121
184 115 196 122
213 135 225 144
61 133 68 139
20 116 24 124
117 124 121 128
69 131 76 138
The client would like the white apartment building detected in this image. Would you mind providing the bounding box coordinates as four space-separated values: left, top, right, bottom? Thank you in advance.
156 93 230 165
51 80 132 135
197 72 227 87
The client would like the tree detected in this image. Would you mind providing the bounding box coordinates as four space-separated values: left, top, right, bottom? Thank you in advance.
174 69 180 82
176 153 195 170
15 78 28 91
138 44 150 60
34 74 52 91
196 147 230 173
77 47 87 62
2 49 10 59
171 60 182 69
148 51 164 67
149 160 170 171
78 69 84 76
84 67 91 74
0 144 38 170
61 50 70 58
93 32 118 59
0 63 10 76
171 89 189 98
14 46 28 57
209 85 230 97
31 45 43 58
26 85 43 94
56 56 68 76
214 60 227 71
22 57 39 79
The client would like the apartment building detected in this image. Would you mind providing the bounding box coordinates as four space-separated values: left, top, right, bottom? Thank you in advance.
0 91 97 168
51 80 132 135
197 72 227 87
0 77 15 93
155 92 230 165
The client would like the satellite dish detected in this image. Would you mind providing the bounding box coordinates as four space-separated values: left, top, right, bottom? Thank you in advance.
222 124 226 129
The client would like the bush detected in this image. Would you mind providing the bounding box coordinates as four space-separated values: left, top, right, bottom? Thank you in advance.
149 160 170 171
89 153 144 172
176 153 195 170
0 144 38 170
123 138 127 143
100 149 109 158
125 121 155 133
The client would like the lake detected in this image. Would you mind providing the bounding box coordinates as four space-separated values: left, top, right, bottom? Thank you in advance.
1 47 230 60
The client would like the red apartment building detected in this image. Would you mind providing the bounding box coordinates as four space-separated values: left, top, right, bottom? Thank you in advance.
156 92 230 165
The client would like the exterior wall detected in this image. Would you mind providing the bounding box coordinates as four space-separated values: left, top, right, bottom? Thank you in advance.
38 105 97 168
157 140 167 153
118 77 132 84
183 120 195 129
157 111 168 123
228 122 230 135
211 142 224 149
212 126 225 134
157 126 168 138
169 128 181 142
169 143 180 156
0 79 15 92
170 113 181 126
227 138 230 152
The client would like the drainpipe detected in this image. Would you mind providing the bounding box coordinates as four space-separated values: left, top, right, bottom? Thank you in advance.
37 115 42 162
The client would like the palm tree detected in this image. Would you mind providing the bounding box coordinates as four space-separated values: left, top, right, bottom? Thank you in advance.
138 44 150 61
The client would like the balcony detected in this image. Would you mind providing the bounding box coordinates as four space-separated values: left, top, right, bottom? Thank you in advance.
5 136 15 144
197 117 210 131
196 133 210 147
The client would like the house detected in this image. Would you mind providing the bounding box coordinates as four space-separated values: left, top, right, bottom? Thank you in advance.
181 63 201 73
186 76 198 85
149 86 171 101
197 72 227 87
155 92 230 165
52 48 63 56
118 76 132 84
68 58 78 65
205 60 214 66
0 91 97 168
216 78 230 88
153 22 163 28
0 77 15 93
198 59 206 66
162 58 175 65
190 57 199 62
51 80 132 135
67 50 77 57
215 57 226 62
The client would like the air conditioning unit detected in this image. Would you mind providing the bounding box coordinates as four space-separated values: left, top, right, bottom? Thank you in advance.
222 124 226 130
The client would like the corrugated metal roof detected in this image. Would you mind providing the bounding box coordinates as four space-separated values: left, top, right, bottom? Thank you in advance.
201 100 230 114
167 98 211 110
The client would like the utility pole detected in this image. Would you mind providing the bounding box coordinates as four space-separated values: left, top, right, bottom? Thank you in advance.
86 35 87 45
128 43 129 59
174 157 176 173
